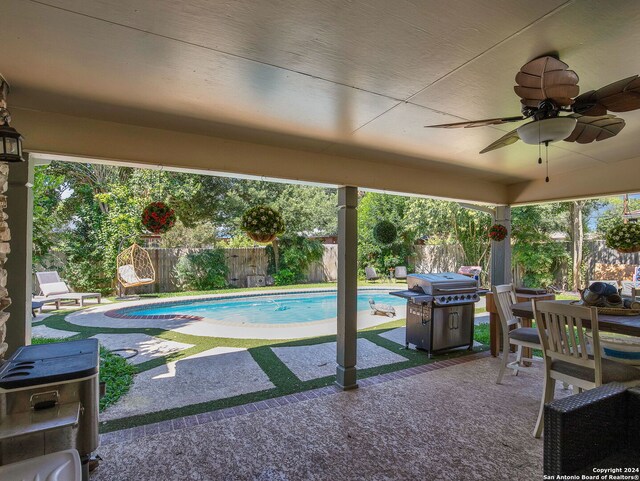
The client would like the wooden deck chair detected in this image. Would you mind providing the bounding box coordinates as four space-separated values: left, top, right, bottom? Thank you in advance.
116 243 156 294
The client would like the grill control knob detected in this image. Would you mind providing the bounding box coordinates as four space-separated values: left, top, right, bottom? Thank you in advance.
440 296 446 303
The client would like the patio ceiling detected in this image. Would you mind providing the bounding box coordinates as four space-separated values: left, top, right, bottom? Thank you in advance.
3 0 640 204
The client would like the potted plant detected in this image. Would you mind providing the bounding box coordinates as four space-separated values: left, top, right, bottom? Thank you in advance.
241 205 285 243
141 201 176 234
605 222 640 253
488 223 508 242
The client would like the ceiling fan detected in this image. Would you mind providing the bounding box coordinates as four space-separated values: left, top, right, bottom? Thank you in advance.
425 55 640 181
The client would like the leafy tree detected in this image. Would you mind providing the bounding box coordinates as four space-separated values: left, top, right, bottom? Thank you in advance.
404 199 492 281
511 205 569 288
358 193 413 276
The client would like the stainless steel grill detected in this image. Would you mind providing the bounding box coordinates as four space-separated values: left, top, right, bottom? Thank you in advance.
391 273 479 356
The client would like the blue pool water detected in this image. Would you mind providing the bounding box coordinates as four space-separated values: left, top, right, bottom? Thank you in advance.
126 290 405 325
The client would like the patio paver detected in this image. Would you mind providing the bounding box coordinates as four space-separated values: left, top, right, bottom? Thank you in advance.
31 325 78 339
90 333 194 365
271 338 407 381
100 347 275 421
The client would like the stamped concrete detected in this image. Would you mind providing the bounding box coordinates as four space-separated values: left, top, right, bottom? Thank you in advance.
100 347 275 421
271 338 407 381
92 355 569 481
91 333 194 365
31 325 78 339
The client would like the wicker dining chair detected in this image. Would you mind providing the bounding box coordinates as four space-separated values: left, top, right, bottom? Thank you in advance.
531 300 640 438
492 284 542 384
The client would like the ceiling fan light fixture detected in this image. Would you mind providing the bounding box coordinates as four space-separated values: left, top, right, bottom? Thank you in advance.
516 117 577 145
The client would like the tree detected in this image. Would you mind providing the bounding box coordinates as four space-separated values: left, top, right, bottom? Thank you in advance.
511 205 568 288
569 200 587 291
404 199 492 279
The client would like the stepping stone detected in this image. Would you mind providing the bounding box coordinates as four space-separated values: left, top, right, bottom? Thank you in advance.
379 327 406 346
100 347 274 421
31 325 78 339
91 333 193 365
272 338 407 381
380 326 483 348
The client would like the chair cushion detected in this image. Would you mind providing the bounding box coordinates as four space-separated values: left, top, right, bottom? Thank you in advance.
551 357 640 384
508 327 539 344
118 264 139 285
40 281 70 296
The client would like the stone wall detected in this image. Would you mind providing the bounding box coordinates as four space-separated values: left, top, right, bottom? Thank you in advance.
0 162 10 359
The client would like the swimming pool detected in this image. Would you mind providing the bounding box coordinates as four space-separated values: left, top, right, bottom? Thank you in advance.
124 290 405 325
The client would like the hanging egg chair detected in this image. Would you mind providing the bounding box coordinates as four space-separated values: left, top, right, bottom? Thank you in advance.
116 243 156 289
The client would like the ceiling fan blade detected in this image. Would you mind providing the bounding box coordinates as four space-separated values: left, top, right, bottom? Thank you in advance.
425 116 524 129
573 75 640 115
563 114 625 143
479 129 521 154
514 56 579 107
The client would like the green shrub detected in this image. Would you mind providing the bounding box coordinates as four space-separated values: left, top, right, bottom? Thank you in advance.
267 235 324 283
273 268 298 285
174 249 229 291
373 220 397 245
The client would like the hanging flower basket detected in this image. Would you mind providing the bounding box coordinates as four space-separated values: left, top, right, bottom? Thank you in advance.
488 224 508 242
141 201 176 234
605 222 640 253
241 206 285 244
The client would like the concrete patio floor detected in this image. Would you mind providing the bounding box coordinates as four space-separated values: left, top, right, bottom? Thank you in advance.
92 353 567 481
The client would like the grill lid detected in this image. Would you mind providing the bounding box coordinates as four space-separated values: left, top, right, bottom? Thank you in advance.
0 339 99 390
408 273 477 292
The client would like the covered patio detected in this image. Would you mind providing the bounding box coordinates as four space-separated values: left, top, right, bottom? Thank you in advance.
2 0 640 479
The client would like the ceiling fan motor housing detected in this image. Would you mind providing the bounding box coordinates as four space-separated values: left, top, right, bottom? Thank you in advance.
517 117 577 145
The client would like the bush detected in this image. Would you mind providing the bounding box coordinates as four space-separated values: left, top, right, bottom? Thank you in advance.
174 249 229 291
273 268 297 286
267 235 324 283
373 220 397 245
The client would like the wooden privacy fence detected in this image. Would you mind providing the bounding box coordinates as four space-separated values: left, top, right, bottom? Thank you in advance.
129 243 466 294
129 245 340 294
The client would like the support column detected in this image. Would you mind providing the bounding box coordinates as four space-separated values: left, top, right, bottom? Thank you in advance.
336 186 358 390
4 155 33 356
490 205 512 286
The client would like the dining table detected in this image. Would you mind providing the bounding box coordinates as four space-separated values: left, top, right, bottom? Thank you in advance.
511 300 640 337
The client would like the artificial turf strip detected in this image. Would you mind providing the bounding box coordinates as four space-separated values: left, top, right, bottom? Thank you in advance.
35 305 490 433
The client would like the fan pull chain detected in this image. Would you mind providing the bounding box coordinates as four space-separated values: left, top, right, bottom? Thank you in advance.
545 141 550 182
538 122 542 164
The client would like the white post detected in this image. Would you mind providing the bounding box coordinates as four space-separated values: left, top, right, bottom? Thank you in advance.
490 205 512 286
336 186 358 390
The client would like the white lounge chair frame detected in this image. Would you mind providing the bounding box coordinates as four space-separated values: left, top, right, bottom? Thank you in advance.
35 271 101 307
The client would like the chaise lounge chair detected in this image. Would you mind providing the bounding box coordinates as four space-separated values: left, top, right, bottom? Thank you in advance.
35 271 102 307
365 266 380 282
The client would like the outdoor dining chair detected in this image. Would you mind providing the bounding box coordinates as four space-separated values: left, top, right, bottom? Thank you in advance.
531 300 640 438
492 284 542 384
